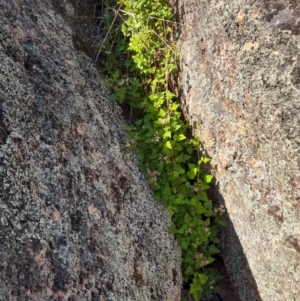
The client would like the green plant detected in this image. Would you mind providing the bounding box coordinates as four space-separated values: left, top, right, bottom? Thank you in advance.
97 0 227 299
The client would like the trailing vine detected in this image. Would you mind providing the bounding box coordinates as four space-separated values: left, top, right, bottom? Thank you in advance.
97 0 227 299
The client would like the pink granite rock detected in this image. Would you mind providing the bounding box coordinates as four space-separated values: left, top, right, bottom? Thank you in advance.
174 0 300 300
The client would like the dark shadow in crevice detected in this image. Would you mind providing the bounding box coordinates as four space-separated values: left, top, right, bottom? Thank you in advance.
207 181 262 301
192 142 262 301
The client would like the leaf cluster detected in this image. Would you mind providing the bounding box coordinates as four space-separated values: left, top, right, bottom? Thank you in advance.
97 0 227 299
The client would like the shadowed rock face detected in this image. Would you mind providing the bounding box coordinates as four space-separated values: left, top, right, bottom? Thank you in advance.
0 0 182 300
174 0 300 300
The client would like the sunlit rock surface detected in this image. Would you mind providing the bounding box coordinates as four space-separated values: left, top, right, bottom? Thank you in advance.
175 0 300 300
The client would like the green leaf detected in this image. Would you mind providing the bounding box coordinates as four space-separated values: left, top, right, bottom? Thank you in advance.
184 181 191 188
188 163 195 170
207 257 215 264
218 218 228 227
204 174 213 183
163 186 171 195
167 205 176 217
205 218 210 226
190 283 202 301
170 103 179 111
101 0 225 295
135 119 143 126
166 90 176 100
199 273 208 285
163 131 171 138
187 168 198 180
176 165 185 174
185 265 194 275
173 124 182 132
175 197 185 205
177 226 185 234
199 191 209 202
202 157 211 163
177 134 186 141
147 67 156 74
113 69 120 80
168 224 176 234
203 200 212 210
158 108 166 117
184 213 192 223
204 209 213 217
165 141 172 149
183 154 191 161
196 203 206 214
214 285 221 294
208 245 220 255
190 197 197 207
181 239 189 250
186 146 193 154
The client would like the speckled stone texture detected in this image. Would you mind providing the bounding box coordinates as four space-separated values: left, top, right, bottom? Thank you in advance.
174 0 300 300
0 0 182 300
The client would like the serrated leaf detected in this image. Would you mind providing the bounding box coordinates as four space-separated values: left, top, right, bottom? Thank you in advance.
174 124 182 132
170 103 179 111
165 141 172 149
202 157 211 163
163 131 171 138
176 165 185 174
201 183 210 190
184 181 191 188
175 197 184 205
168 224 176 234
180 175 187 183
188 163 195 170
204 174 213 183
178 134 186 141
184 213 192 223
135 119 143 126
177 227 185 234
166 90 176 100
199 191 209 202
186 146 193 154
181 239 189 250
158 108 166 117
187 168 198 180
205 218 210 226
190 283 202 301
113 69 120 80
218 219 228 227
196 203 206 214
190 197 197 207
198 273 208 285
186 265 194 275
147 67 156 74
203 200 212 210
183 154 191 162
207 256 215 263
208 245 220 255
214 285 221 294
204 209 213 217
168 209 174 217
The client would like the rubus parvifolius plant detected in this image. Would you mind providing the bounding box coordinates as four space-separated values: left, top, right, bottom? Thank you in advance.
97 0 227 299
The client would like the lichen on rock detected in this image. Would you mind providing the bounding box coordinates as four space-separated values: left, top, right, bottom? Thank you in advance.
0 0 182 300
174 0 300 300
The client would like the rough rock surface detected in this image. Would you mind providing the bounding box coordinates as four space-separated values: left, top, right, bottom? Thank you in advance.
0 0 182 300
175 0 300 300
